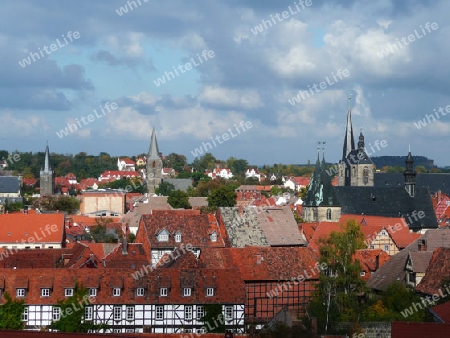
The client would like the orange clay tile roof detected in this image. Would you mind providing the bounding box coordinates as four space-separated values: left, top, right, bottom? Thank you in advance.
0 213 64 244
416 247 450 295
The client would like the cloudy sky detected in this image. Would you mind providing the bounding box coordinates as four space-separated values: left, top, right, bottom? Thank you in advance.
2 0 449 166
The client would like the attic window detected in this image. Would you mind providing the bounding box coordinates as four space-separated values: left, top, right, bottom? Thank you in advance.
157 230 169 242
210 231 217 242
175 232 182 243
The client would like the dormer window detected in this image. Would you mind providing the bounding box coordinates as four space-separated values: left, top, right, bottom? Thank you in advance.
157 229 169 242
210 231 217 242
175 231 182 243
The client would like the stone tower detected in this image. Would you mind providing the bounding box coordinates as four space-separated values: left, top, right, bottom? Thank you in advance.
40 144 55 196
404 149 416 197
146 127 163 194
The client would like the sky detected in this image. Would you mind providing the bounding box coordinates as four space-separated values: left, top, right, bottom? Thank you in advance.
1 0 449 166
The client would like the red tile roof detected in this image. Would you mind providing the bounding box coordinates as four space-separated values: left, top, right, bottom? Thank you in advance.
416 247 450 295
354 249 390 281
391 321 450 338
0 213 64 244
431 300 450 323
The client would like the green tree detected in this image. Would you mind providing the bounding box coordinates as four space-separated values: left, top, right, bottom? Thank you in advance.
308 220 366 334
86 218 119 243
49 283 107 332
0 292 25 330
207 186 237 208
200 304 226 333
156 181 175 196
192 153 216 173
168 190 191 209
163 153 187 173
32 195 80 214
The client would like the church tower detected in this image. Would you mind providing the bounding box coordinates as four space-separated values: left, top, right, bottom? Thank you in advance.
146 127 163 194
338 98 374 187
302 149 341 222
40 144 55 196
404 148 416 197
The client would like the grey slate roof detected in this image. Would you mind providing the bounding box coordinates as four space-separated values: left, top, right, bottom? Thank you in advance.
0 176 20 194
163 178 192 192
375 173 450 195
367 228 450 291
219 207 269 247
409 251 433 273
334 186 438 230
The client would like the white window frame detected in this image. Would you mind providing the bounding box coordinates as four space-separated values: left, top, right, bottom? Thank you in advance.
85 306 93 321
113 288 121 296
185 306 193 320
384 244 389 251
136 287 145 296
41 288 50 297
53 307 61 321
175 232 182 242
225 306 233 321
210 231 217 242
113 306 122 320
360 271 366 276
16 288 26 297
158 230 169 242
160 287 168 297
183 288 192 297
156 305 164 320
197 305 204 320
89 288 97 297
206 287 214 297
65 288 74 297
21 308 28 321
126 306 134 321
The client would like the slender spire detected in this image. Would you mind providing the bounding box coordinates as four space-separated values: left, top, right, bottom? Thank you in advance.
148 127 161 160
342 96 355 160
43 144 52 173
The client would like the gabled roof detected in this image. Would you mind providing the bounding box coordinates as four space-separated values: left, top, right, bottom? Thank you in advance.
355 249 390 277
0 176 20 193
416 247 450 295
408 251 433 273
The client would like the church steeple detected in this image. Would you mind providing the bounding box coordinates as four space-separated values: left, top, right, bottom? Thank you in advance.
342 97 355 161
40 143 54 196
148 127 160 160
404 148 416 197
42 144 52 173
146 127 163 194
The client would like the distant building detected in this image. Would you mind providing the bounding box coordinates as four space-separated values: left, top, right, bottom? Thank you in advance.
39 145 55 196
146 128 163 194
117 158 136 171
80 190 126 217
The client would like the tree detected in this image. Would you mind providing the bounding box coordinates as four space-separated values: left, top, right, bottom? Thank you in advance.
86 218 119 243
192 153 216 173
168 190 191 209
207 186 237 208
49 283 107 332
32 195 80 214
308 220 366 334
0 292 25 330
200 304 226 333
156 181 175 196
163 153 187 173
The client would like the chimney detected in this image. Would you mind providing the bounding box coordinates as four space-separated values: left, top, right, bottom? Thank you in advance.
375 255 380 271
122 236 128 255
419 239 427 252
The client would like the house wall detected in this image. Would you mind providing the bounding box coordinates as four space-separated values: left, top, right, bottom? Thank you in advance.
369 231 399 256
80 194 125 215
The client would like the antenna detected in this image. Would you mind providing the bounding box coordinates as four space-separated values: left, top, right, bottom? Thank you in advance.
347 93 353 110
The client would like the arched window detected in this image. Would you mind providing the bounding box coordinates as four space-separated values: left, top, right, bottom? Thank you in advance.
152 161 156 168
363 166 369 185
326 208 332 220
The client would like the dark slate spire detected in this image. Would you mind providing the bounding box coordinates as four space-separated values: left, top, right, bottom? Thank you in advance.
148 127 161 161
342 107 355 161
404 147 416 197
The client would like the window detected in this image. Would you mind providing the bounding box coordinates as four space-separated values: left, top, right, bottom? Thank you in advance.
206 288 214 297
175 232 182 243
126 306 134 320
326 208 331 220
89 288 97 297
185 306 193 320
360 271 366 277
113 306 122 320
363 167 369 185
156 306 164 320
225 306 233 321
85 306 93 321
41 288 50 297
210 231 217 242
381 230 387 236
16 288 26 297
65 288 73 297
53 307 61 321
160 287 168 296
21 308 28 321
197 306 204 320
370 244 375 249
136 287 145 297
113 288 121 296
384 244 389 251
183 288 191 297
158 230 169 242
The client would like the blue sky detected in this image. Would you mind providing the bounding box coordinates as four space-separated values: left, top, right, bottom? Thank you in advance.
1 0 450 166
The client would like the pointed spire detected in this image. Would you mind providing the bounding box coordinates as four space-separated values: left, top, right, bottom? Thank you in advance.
43 144 52 173
148 127 161 160
342 98 355 160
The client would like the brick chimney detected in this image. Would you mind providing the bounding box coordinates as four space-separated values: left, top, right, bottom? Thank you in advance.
419 239 427 252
